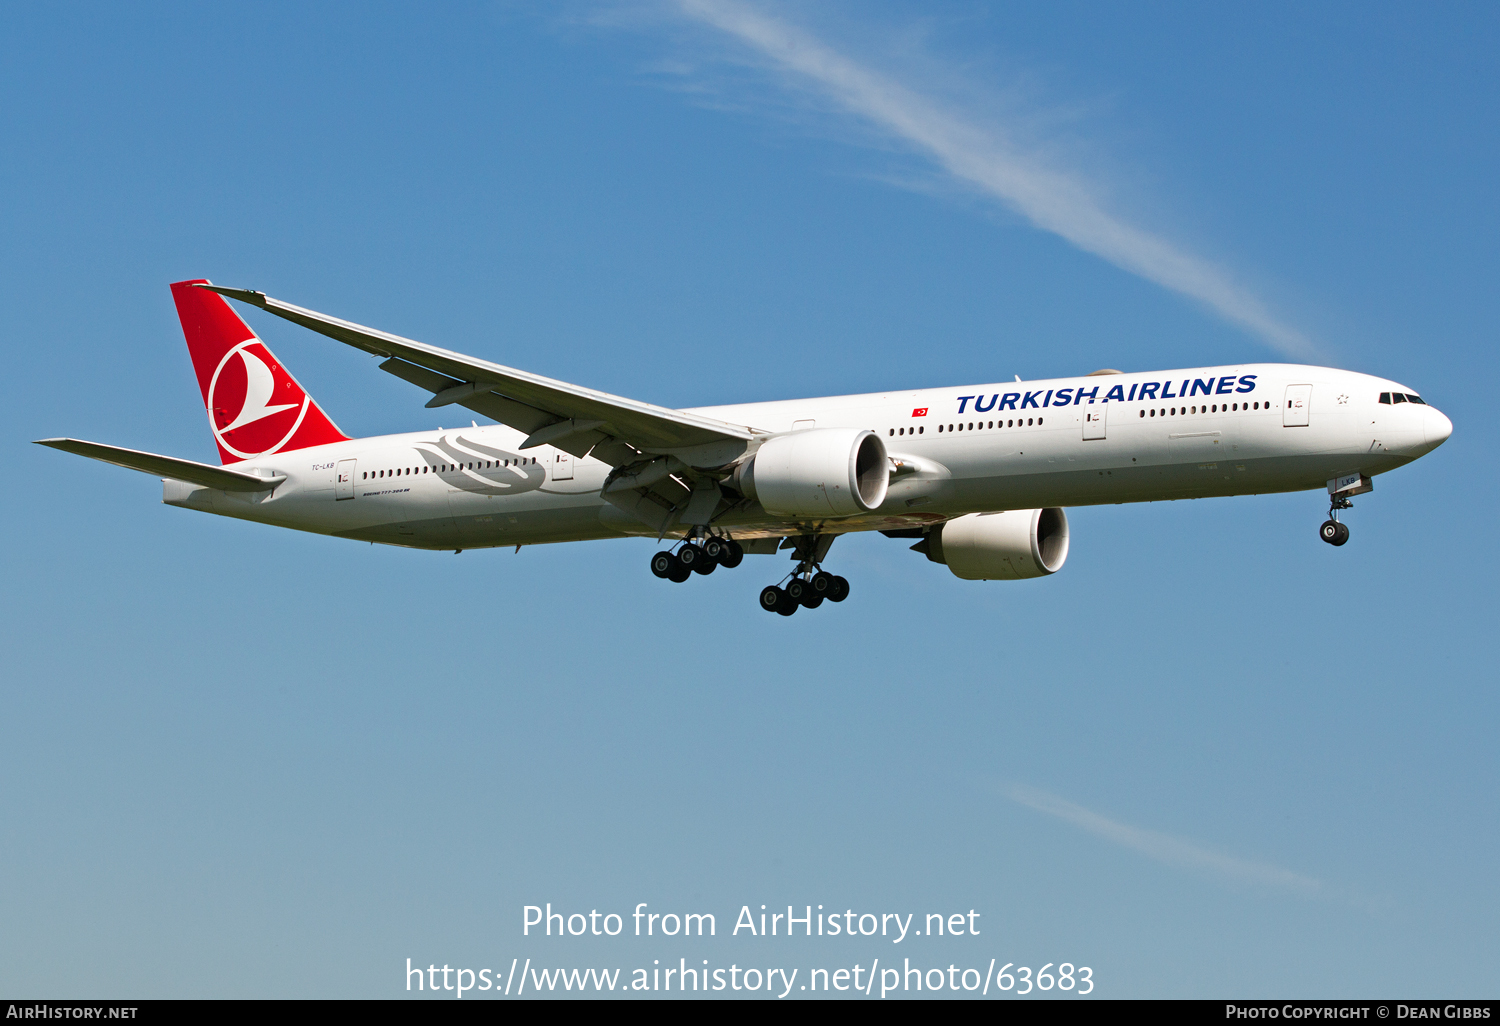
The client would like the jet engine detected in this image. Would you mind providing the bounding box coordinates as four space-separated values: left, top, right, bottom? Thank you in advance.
918 508 1070 580
733 428 889 519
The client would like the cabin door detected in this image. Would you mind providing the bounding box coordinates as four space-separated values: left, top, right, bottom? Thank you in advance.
1284 385 1312 427
1083 406 1106 440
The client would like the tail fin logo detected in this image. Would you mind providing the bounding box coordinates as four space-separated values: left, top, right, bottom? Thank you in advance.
207 339 312 459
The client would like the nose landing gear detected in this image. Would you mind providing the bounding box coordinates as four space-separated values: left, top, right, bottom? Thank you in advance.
1320 473 1373 546
1320 495 1353 547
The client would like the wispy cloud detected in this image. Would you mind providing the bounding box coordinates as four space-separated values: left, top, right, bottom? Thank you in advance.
669 0 1312 357
1001 782 1322 894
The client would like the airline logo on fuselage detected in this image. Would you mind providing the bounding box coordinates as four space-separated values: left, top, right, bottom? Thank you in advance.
954 374 1258 414
207 338 311 459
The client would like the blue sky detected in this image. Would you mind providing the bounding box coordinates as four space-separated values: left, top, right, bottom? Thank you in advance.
2 0 1496 999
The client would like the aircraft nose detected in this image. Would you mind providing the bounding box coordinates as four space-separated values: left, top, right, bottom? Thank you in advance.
1425 407 1454 448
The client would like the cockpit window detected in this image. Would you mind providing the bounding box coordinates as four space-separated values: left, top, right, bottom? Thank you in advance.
1379 392 1391 404
1405 393 1426 405
1391 392 1407 404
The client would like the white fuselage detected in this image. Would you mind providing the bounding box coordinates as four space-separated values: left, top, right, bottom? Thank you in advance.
163 363 1451 550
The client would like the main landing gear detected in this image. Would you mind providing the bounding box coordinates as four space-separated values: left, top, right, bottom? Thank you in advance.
759 569 850 617
651 531 853 615
760 534 848 616
649 534 745 583
1320 496 1353 547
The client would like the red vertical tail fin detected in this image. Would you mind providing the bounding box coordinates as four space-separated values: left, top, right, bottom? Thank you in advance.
170 279 349 464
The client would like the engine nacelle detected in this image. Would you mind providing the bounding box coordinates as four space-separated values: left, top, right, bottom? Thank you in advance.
734 428 889 519
921 508 1070 580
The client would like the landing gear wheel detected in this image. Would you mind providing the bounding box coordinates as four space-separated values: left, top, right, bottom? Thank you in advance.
717 539 744 569
784 578 808 605
650 550 676 579
760 585 796 615
701 537 726 562
691 556 716 576
828 576 850 602
810 571 835 598
676 544 704 572
1320 520 1350 546
667 564 691 583
799 592 824 609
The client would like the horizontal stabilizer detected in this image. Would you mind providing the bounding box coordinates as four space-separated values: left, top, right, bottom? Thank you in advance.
35 438 285 491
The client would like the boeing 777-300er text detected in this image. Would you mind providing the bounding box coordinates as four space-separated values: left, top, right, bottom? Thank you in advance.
38 280 1453 615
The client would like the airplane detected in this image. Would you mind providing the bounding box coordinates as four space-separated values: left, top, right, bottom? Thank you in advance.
37 280 1453 615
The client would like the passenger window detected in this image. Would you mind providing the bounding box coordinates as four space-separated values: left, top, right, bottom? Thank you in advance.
1038 417 1043 425
1139 410 1145 418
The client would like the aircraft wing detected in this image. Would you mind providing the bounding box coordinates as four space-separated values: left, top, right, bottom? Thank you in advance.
197 284 760 466
34 438 285 491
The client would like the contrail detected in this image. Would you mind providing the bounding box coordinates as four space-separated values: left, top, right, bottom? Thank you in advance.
1001 783 1322 894
673 0 1313 357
